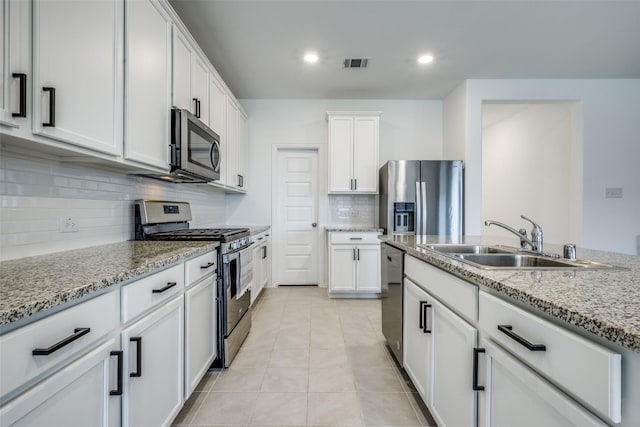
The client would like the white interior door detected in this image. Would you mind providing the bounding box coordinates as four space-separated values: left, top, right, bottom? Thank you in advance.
275 149 319 285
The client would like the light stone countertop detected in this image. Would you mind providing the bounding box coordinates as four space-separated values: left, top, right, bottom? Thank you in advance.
0 241 219 329
380 235 640 353
326 226 384 232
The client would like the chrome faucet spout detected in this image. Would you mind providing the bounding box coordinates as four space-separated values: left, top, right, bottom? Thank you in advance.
484 219 539 252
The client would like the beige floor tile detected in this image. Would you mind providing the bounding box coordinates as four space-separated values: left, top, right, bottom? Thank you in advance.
172 391 207 425
232 344 272 368
309 366 356 392
190 391 258 426
249 392 307 425
307 392 363 426
309 347 349 368
347 346 393 368
342 331 384 347
358 392 421 426
275 329 310 348
212 367 265 391
407 392 438 426
310 328 345 349
353 366 405 392
269 346 310 368
260 367 309 392
242 330 278 349
194 371 219 392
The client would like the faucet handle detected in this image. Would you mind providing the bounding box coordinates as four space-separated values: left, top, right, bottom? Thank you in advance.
520 214 542 231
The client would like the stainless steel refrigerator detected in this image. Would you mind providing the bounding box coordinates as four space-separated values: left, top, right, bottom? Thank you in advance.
379 160 463 236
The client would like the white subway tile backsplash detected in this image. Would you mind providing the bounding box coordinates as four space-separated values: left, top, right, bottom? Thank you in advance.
328 194 376 227
0 152 227 261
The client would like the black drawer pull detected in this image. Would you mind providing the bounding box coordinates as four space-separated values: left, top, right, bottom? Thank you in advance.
473 347 485 391
42 87 55 127
130 337 142 377
387 256 392 262
420 302 432 333
110 350 123 396
200 262 216 269
498 325 546 351
152 281 177 293
262 245 267 259
12 73 27 117
192 98 200 118
32 327 90 355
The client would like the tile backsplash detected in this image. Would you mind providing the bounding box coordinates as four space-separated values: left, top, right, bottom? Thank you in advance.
328 195 377 227
0 151 226 261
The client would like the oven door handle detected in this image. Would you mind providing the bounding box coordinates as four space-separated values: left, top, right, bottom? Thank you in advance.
224 242 255 255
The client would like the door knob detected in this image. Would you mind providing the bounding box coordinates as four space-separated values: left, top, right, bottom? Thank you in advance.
312 223 317 228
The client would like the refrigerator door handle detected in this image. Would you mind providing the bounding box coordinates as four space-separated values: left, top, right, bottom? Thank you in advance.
415 181 422 235
420 181 428 235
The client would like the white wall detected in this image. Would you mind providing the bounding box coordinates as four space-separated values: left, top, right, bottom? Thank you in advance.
481 103 582 245
226 99 443 226
443 81 467 161
459 79 640 254
0 150 226 261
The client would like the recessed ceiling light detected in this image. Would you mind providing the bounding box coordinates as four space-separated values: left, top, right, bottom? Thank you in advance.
418 55 434 64
304 53 319 63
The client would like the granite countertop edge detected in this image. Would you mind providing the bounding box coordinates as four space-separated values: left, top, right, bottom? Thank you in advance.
380 235 640 353
0 241 219 327
326 226 384 232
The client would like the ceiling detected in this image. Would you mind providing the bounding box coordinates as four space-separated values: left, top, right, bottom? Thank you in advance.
169 0 640 100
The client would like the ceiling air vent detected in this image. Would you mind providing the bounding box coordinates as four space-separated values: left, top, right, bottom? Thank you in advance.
343 58 368 69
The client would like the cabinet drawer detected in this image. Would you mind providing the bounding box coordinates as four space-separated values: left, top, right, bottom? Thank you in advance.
121 263 184 323
185 250 217 287
330 232 381 244
0 291 119 401
404 255 477 322
479 291 621 423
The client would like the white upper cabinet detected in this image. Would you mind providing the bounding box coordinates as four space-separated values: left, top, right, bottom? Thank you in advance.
209 74 226 184
225 97 248 191
0 0 30 133
172 25 208 124
191 54 209 126
123 0 172 169
237 110 249 190
32 0 123 156
327 112 380 194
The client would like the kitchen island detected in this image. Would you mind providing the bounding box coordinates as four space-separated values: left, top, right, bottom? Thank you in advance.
381 234 640 426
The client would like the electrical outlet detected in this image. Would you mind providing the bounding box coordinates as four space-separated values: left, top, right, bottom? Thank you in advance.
59 216 79 233
605 188 623 199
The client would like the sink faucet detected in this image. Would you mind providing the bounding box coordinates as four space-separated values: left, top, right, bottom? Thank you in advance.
484 214 543 253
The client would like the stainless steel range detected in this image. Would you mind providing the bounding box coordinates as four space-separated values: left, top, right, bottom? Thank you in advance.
134 200 253 368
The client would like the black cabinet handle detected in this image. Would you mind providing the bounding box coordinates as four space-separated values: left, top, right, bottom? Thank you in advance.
419 302 432 333
32 327 90 355
200 261 216 269
473 347 486 391
238 174 244 188
130 337 142 377
42 87 55 127
193 98 200 118
354 178 357 190
387 256 392 262
350 237 363 241
109 350 123 396
262 245 267 259
12 73 27 117
356 248 360 261
497 325 546 351
152 281 177 293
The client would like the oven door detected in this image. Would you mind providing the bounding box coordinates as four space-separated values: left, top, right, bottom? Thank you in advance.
171 109 221 181
222 248 252 336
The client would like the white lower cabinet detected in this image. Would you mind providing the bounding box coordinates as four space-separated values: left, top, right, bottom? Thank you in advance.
477 337 607 427
122 295 184 427
403 278 433 402
184 277 216 398
328 232 381 294
251 231 271 305
0 337 121 427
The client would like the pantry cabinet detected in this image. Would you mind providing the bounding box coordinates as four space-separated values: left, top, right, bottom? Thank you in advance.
121 295 184 427
328 231 381 294
327 112 380 194
0 0 30 134
31 0 123 155
123 0 172 169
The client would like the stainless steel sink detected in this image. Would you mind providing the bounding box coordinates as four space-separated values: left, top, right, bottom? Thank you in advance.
419 244 515 254
419 243 621 270
455 253 620 270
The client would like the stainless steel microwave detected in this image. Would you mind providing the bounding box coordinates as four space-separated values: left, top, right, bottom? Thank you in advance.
170 108 221 182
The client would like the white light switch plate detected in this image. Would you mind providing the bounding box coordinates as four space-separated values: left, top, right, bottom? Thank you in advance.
59 216 79 233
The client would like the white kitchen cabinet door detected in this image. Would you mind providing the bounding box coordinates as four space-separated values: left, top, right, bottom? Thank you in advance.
32 0 123 156
478 337 607 427
0 0 29 132
191 55 209 125
353 117 379 192
184 277 216 399
171 26 191 112
122 295 184 427
123 0 171 169
0 337 121 427
329 246 356 292
430 296 478 427
208 75 226 184
403 278 433 402
225 98 239 187
251 242 264 305
261 236 271 289
355 245 380 291
328 116 354 192
237 110 248 190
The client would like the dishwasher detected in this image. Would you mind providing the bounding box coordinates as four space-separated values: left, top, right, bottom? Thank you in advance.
381 242 404 365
